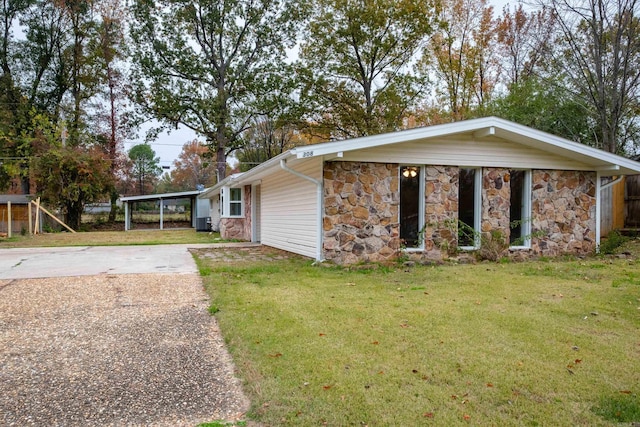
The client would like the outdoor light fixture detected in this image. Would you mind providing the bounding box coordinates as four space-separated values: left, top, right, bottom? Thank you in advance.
402 166 418 178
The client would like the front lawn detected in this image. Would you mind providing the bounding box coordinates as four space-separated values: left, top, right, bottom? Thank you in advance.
0 229 222 248
194 243 640 426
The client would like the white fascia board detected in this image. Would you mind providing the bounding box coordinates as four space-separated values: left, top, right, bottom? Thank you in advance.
197 173 246 199
494 123 640 175
215 151 295 190
290 116 640 175
121 190 203 202
291 118 499 159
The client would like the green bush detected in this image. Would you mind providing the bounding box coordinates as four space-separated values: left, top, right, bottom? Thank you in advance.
599 230 628 255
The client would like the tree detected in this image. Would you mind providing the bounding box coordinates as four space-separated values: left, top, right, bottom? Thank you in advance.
495 4 555 88
2 0 106 192
424 0 499 120
129 0 304 182
61 0 100 147
235 68 308 170
299 0 437 139
0 0 37 192
30 115 112 230
236 118 301 172
487 76 593 143
128 144 161 195
92 0 128 220
539 0 640 154
169 140 217 191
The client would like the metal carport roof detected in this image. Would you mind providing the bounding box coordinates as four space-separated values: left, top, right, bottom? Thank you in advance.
120 190 204 231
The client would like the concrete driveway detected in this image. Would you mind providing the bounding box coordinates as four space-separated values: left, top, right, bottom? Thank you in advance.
0 244 208 279
0 244 251 426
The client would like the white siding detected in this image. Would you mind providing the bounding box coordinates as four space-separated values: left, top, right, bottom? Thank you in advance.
210 196 221 232
252 184 261 242
339 135 592 170
260 157 321 258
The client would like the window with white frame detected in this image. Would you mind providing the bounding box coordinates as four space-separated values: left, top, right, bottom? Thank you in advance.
458 168 481 249
400 165 423 249
509 169 531 248
221 186 244 218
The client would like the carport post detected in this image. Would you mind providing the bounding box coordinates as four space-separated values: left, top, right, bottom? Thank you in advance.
124 201 129 231
159 198 164 230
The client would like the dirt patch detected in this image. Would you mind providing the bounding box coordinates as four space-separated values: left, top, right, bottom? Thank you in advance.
191 245 305 264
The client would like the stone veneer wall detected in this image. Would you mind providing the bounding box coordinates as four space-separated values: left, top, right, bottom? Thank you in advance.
531 170 596 256
422 166 459 260
323 161 400 264
321 163 597 264
219 186 252 241
481 168 511 254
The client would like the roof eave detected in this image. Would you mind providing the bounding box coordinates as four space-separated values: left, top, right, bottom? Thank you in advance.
198 151 295 198
288 116 640 175
120 189 204 202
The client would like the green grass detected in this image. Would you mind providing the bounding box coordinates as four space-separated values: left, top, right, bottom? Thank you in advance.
195 248 640 426
198 421 246 427
0 229 223 248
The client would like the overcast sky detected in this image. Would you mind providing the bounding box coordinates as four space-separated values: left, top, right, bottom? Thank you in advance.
127 0 523 172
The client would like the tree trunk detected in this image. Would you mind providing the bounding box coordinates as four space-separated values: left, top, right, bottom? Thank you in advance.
109 190 118 222
65 202 82 231
216 145 226 183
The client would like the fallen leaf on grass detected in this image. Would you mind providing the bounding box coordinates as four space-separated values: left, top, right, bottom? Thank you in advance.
423 412 434 418
323 385 332 390
319 333 326 336
619 390 632 394
487 383 494 387
268 353 283 358
372 341 379 345
463 414 471 420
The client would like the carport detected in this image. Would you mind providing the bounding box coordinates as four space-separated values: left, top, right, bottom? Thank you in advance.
120 190 205 231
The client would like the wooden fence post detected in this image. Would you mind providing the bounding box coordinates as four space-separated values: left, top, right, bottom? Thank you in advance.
7 201 11 238
33 198 40 234
28 201 33 235
31 201 75 233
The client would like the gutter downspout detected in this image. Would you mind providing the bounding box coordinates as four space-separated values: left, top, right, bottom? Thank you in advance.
595 171 601 252
280 159 324 263
600 175 625 191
